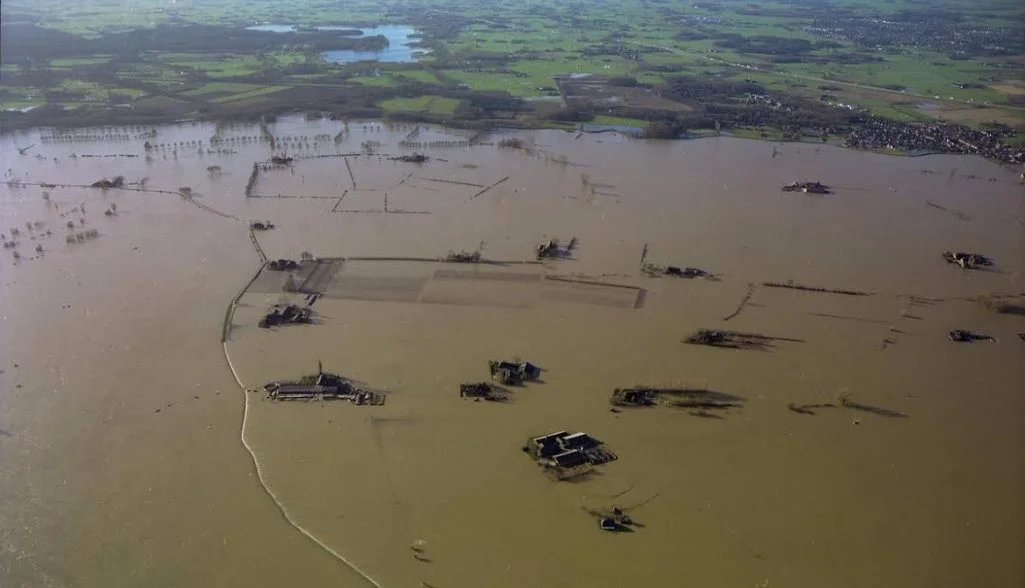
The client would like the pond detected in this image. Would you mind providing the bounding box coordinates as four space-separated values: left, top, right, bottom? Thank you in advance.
244 24 423 63
320 25 423 64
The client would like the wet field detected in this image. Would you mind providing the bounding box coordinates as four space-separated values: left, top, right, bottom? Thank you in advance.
1 118 1023 587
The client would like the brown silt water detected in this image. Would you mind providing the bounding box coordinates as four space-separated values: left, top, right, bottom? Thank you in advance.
1 118 1022 587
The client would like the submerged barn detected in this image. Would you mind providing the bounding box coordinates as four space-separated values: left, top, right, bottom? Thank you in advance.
264 367 385 405
524 430 617 480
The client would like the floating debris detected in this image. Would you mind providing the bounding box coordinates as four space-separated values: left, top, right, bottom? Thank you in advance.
782 180 831 194
942 250 993 270
948 329 995 343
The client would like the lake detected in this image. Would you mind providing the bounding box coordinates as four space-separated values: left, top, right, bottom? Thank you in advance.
244 24 423 63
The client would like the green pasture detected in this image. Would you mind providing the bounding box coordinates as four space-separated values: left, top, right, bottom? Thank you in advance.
179 82 266 98
2 0 1022 129
378 95 461 114
48 55 113 68
157 54 265 78
211 85 291 103
591 115 647 127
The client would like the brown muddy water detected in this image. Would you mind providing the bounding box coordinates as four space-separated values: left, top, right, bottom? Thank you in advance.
1 118 1023 588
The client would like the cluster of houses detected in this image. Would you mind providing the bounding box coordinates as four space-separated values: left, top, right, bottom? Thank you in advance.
523 430 617 481
459 359 543 402
488 359 541 386
844 120 1022 165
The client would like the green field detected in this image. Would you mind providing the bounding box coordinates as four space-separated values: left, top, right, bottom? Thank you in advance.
179 82 266 98
378 95 461 115
1 0 1022 130
157 54 265 78
49 55 112 67
591 115 648 128
211 85 290 103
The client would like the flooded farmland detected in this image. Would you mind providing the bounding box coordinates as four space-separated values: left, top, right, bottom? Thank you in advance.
1 117 1023 588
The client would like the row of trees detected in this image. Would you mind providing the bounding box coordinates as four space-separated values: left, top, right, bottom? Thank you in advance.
0 24 390 63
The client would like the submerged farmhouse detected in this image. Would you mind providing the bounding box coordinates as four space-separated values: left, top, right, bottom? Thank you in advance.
523 430 617 480
264 364 385 405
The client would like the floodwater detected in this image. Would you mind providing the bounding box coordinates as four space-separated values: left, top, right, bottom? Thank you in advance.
0 117 1023 588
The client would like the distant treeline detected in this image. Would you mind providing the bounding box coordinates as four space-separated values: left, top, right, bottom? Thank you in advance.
0 23 389 63
0 73 527 131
